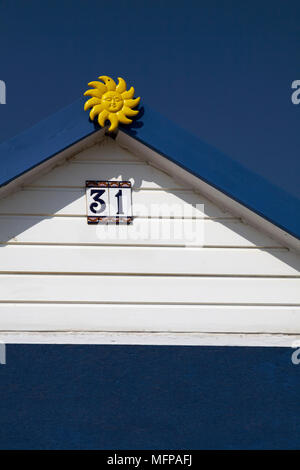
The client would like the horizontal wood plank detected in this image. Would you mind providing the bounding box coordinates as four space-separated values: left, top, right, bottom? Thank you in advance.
0 216 282 247
0 304 299 333
0 188 232 218
73 138 141 162
0 245 298 275
29 162 187 189
0 275 299 303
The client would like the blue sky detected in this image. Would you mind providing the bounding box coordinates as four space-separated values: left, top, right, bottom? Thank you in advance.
0 0 299 196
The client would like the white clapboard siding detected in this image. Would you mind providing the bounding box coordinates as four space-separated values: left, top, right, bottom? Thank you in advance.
0 245 297 275
0 137 299 334
0 217 282 248
73 137 142 162
0 275 299 304
0 304 299 333
28 161 186 189
0 188 232 218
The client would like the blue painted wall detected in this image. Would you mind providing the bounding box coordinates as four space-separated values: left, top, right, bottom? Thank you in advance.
0 345 299 449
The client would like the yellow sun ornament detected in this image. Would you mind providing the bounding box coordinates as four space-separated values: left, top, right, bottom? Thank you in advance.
84 76 140 132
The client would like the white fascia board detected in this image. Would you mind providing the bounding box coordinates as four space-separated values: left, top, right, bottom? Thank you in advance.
0 331 299 347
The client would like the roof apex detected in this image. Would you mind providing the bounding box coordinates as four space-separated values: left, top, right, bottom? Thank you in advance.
0 97 299 241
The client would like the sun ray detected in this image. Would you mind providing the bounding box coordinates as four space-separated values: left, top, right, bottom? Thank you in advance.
124 97 140 108
107 113 119 132
121 87 135 99
84 89 104 99
84 97 101 111
98 109 109 127
88 81 107 94
123 106 139 117
90 104 104 120
98 76 116 91
117 110 132 124
116 77 126 94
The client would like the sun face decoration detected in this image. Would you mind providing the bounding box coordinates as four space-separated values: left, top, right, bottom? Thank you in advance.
84 76 140 132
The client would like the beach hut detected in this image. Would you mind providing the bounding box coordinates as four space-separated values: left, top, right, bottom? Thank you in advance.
0 78 299 449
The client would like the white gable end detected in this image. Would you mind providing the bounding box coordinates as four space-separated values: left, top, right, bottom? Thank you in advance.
0 136 299 335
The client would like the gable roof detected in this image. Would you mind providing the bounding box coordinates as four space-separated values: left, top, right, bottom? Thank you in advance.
0 96 299 243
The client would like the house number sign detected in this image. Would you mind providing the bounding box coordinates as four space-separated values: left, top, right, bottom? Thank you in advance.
86 180 133 224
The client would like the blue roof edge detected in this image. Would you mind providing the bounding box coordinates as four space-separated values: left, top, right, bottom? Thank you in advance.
0 97 98 189
0 97 299 240
122 107 300 240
